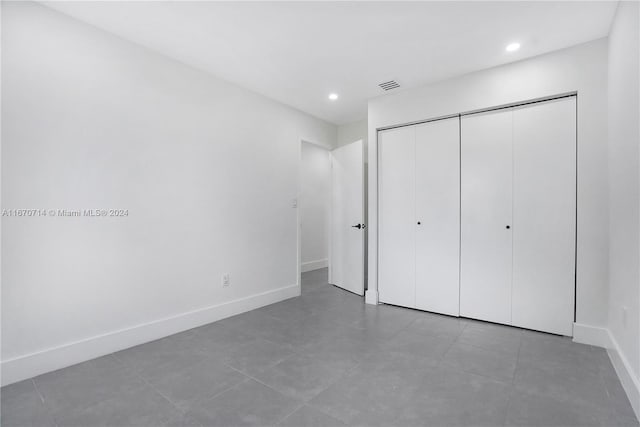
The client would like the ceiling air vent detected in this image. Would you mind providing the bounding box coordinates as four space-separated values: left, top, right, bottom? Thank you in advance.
379 80 400 91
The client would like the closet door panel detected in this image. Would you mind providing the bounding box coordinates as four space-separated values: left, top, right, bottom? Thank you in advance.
415 118 460 316
460 110 513 325
379 126 416 308
512 98 576 336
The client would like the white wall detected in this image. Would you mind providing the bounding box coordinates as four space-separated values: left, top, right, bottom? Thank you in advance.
367 40 609 332
338 119 367 149
300 142 330 272
1 2 336 385
607 0 640 417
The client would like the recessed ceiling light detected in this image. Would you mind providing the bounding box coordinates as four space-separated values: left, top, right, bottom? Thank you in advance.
506 42 521 52
328 93 339 101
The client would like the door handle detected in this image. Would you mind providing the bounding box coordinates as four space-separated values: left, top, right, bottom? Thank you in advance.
351 224 365 229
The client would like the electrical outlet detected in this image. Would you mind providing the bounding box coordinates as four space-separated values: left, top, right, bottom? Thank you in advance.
622 306 628 328
222 273 230 287
292 198 298 208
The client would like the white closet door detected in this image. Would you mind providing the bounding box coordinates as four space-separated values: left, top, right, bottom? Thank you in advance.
460 110 513 325
512 98 576 336
415 118 460 316
379 126 415 308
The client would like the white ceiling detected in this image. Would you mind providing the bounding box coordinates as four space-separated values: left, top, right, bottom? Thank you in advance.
43 1 617 125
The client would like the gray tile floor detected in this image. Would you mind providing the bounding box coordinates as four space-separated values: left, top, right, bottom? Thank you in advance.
2 268 639 427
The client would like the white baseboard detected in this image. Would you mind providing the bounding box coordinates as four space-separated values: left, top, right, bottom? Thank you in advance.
1 284 300 386
607 330 640 420
574 323 640 420
572 323 611 347
567 323 639 420
301 258 328 273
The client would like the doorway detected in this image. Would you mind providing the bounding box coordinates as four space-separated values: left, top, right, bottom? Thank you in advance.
299 141 332 285
298 139 366 296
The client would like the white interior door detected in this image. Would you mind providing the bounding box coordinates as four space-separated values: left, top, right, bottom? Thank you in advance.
415 118 460 316
378 126 416 308
460 110 513 325
330 140 364 295
512 98 576 336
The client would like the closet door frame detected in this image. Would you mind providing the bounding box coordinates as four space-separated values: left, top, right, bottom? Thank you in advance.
374 92 577 335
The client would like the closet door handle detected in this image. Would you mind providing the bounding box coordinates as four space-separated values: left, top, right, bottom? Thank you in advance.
506 225 511 229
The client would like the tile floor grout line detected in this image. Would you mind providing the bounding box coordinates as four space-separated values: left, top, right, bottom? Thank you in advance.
305 399 351 426
436 357 515 387
453 339 522 358
198 375 254 406
437 321 467 359
244 336 306 358
221 360 308 403
511 333 524 386
31 378 46 404
47 375 159 426
30 377 60 427
274 401 307 426
125 363 193 417
221 351 355 413
501 387 515 427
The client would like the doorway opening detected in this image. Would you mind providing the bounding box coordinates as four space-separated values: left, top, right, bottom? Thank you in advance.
299 141 332 293
297 139 366 296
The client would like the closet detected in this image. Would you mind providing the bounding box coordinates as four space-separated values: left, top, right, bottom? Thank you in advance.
460 97 576 336
378 96 576 336
378 117 460 316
